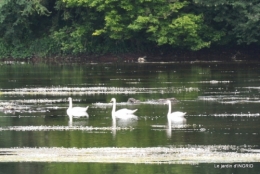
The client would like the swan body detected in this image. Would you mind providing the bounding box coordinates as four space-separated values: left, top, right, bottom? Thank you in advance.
110 98 138 119
166 100 186 122
67 97 88 117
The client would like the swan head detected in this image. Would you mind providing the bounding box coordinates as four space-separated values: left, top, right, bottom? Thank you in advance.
110 98 116 103
68 97 72 101
164 100 171 105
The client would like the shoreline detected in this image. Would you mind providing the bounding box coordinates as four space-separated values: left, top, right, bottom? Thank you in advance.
1 47 260 64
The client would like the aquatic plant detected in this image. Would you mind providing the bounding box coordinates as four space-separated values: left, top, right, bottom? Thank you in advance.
0 145 259 163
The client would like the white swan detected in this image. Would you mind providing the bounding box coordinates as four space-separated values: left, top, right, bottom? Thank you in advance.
67 97 88 117
166 100 186 122
110 98 138 119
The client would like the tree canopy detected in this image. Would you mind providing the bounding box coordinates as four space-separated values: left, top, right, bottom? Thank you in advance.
0 0 259 59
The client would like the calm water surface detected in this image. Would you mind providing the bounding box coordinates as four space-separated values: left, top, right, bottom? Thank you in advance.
0 62 260 173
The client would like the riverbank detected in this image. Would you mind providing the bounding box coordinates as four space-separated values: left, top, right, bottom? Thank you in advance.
1 46 260 64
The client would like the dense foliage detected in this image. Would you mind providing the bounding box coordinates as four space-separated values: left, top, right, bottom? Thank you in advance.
0 0 259 59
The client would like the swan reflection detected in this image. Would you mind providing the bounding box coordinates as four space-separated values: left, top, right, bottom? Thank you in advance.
67 113 89 127
111 115 137 138
166 118 187 138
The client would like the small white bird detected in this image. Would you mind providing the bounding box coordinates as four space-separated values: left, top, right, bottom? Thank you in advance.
67 97 88 117
166 100 186 122
110 98 138 119
138 56 146 63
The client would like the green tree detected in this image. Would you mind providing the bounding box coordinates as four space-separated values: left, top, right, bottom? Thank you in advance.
51 2 107 55
62 0 224 50
0 0 50 45
0 0 54 58
194 0 260 45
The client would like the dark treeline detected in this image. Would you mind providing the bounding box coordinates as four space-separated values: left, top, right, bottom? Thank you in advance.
0 0 260 60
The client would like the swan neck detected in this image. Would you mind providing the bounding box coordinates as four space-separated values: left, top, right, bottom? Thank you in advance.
168 102 171 115
112 118 116 128
111 100 116 120
112 100 116 113
69 99 72 108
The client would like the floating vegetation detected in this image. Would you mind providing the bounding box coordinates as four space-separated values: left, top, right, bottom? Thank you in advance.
0 99 66 114
189 113 260 117
16 98 66 104
93 98 178 106
0 126 133 132
243 87 260 89
212 113 260 117
0 145 259 163
0 86 199 95
190 80 231 84
0 99 66 106
198 96 260 104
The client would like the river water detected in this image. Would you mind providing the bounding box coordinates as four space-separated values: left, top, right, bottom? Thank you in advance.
0 62 260 173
